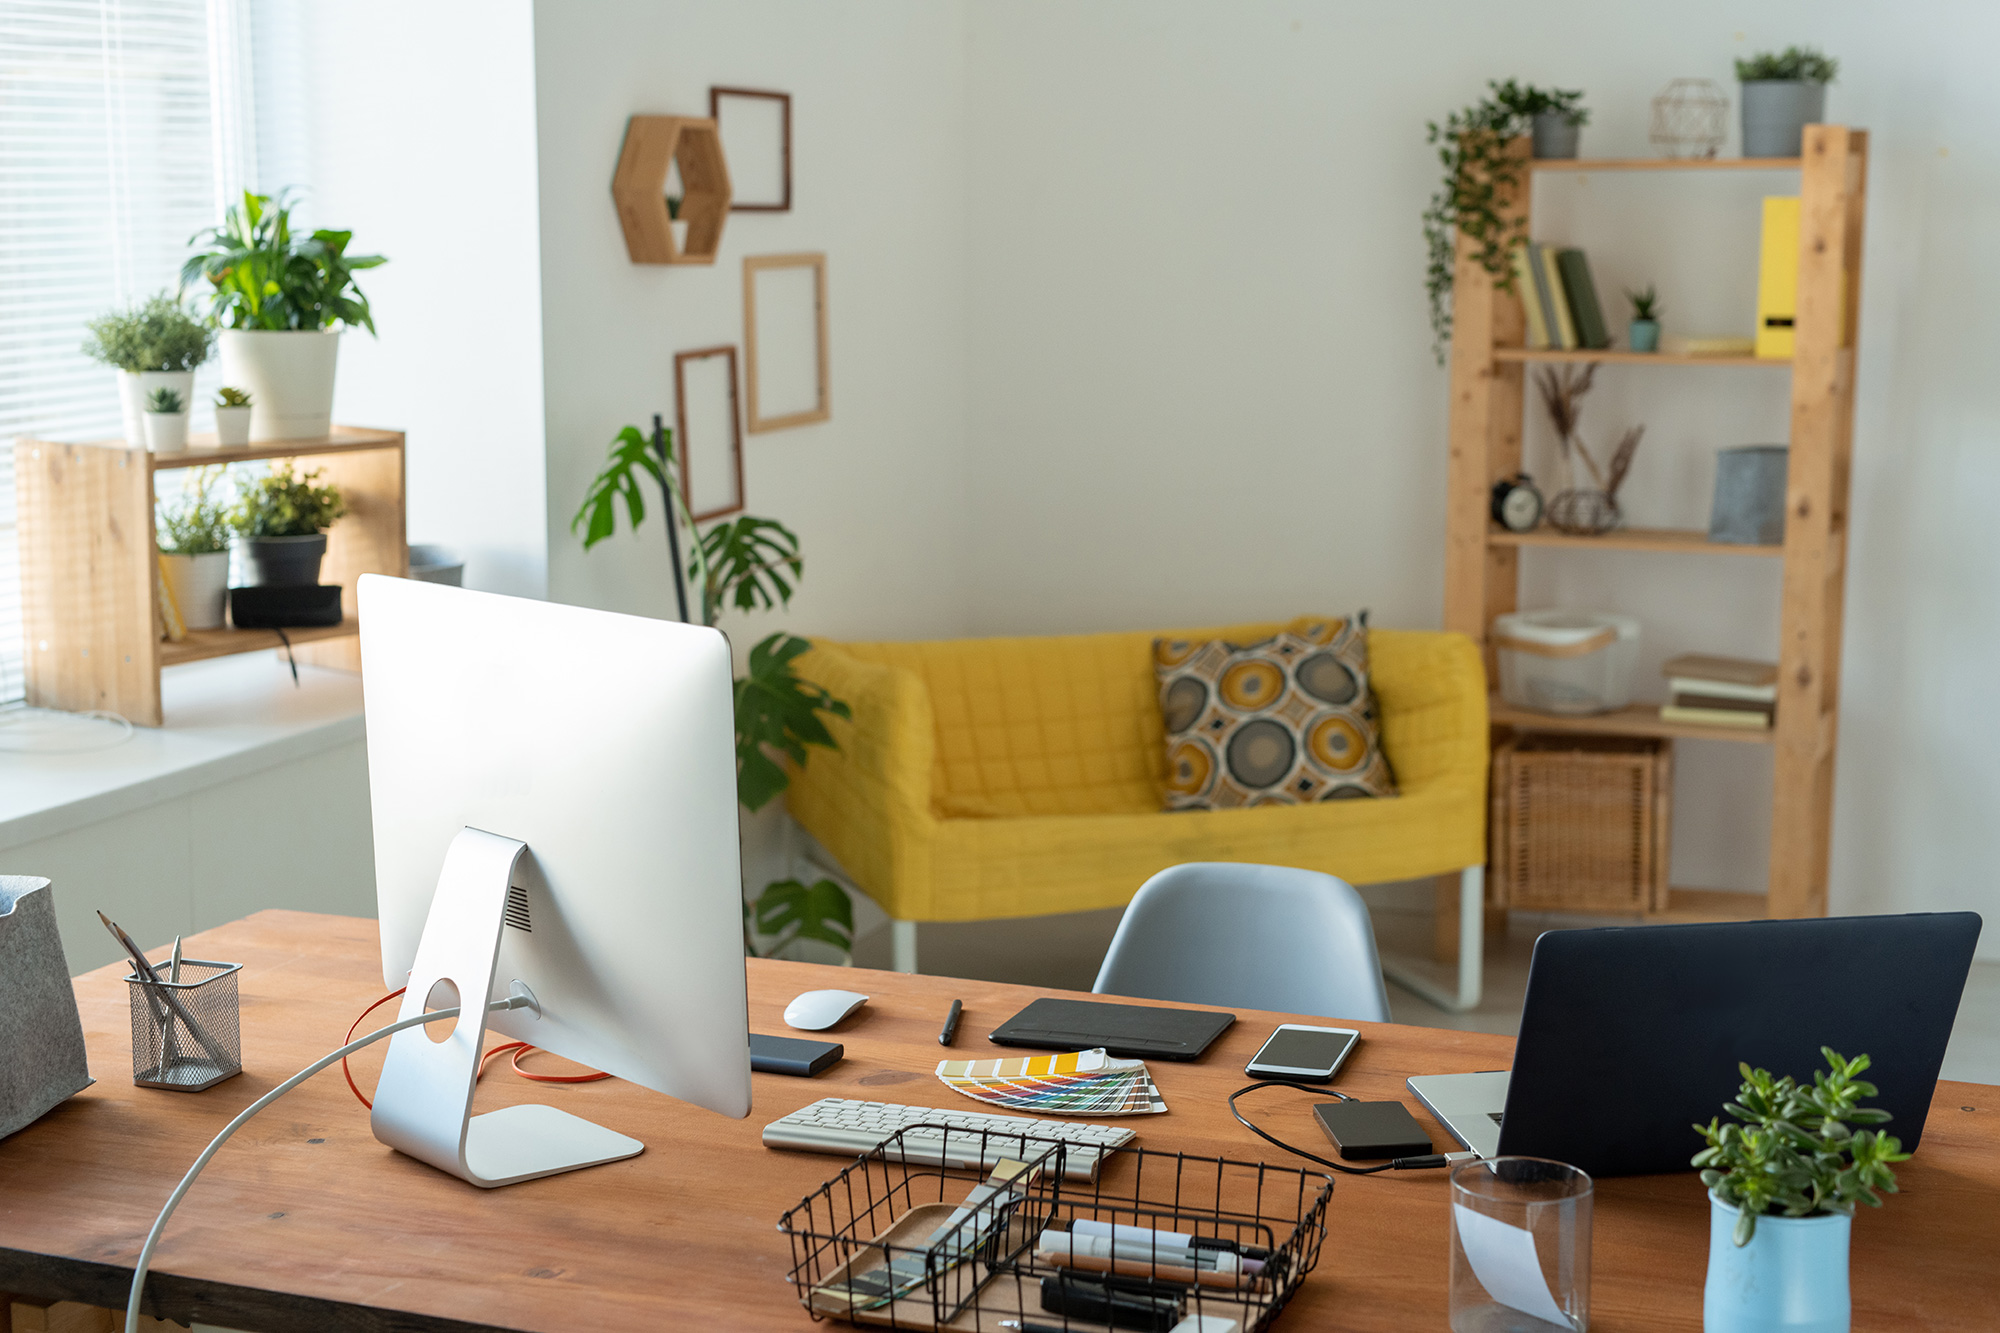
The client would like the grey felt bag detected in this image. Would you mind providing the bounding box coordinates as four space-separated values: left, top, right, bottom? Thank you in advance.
0 876 93 1139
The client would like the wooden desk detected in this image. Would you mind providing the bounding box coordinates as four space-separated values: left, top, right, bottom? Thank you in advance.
2 910 1995 1331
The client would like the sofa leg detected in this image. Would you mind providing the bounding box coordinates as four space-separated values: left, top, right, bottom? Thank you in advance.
1383 865 1484 1012
891 920 918 975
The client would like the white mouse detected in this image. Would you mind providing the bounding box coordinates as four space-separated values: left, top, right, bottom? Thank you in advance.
784 988 870 1031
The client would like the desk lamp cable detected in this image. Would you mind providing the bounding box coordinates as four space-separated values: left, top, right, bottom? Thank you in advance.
1229 1080 1477 1175
123 994 536 1333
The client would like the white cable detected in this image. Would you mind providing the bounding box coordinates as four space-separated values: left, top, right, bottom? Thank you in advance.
123 995 530 1333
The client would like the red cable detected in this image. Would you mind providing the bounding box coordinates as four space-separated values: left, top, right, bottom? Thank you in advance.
341 989 606 1109
342 988 406 1109
510 1045 611 1084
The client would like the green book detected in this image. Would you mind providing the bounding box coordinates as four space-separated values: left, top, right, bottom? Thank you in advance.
1556 248 1611 350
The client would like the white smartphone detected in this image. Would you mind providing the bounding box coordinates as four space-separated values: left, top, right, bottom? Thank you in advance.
1244 1023 1361 1083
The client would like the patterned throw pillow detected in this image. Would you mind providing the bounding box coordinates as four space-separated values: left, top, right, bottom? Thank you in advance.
1154 616 1397 810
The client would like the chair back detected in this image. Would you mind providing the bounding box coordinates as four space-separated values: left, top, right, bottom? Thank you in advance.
1091 862 1392 1022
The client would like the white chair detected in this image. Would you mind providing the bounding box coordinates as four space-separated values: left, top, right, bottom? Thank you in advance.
1091 862 1392 1022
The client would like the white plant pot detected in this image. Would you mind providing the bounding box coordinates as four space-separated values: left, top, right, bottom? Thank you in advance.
214 404 253 447
120 370 196 445
144 411 190 453
219 329 341 442
159 550 230 631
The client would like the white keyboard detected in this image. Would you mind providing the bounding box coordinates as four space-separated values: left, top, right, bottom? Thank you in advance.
762 1097 1137 1181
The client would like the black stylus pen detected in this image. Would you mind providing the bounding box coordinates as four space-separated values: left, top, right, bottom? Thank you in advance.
938 998 963 1046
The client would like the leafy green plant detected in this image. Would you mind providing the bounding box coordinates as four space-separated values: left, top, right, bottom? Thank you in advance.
145 387 185 414
1737 47 1839 84
1693 1048 1910 1246
181 190 386 333
233 460 346 537
216 386 253 407
573 424 855 958
1424 81 1586 362
82 293 213 373
157 467 233 555
1627 285 1661 321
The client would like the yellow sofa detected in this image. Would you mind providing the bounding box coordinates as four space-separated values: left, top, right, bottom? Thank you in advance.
786 619 1491 1003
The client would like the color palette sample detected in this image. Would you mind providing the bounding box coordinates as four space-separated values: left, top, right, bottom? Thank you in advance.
936 1047 1168 1116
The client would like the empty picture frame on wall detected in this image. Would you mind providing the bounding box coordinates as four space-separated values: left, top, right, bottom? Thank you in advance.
674 345 746 521
743 252 830 432
709 87 791 212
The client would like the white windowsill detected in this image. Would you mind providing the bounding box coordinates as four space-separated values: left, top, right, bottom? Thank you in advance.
0 653 365 851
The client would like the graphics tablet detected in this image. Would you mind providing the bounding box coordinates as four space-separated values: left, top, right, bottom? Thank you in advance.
989 997 1236 1061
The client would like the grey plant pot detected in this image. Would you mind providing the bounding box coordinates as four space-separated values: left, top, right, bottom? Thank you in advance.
1740 81 1826 158
1628 319 1660 353
1532 111 1582 159
235 532 328 587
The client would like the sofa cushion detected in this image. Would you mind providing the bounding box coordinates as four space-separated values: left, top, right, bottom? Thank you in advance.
1155 617 1397 810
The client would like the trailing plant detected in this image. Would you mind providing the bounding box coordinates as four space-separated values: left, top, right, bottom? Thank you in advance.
181 190 386 334
573 424 854 958
233 460 346 537
1736 47 1839 84
1626 285 1661 321
82 293 213 373
1423 81 1585 362
145 387 185 415
156 467 232 555
216 386 253 407
1693 1048 1908 1246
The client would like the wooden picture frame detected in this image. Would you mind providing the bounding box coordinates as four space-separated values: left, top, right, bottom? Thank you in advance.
709 87 791 212
742 252 830 433
673 345 745 521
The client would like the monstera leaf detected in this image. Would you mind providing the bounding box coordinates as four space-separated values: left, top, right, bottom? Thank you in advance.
735 632 850 812
746 877 854 960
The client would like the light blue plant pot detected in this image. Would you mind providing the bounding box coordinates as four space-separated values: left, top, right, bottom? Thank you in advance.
1628 319 1660 353
1704 1193 1850 1333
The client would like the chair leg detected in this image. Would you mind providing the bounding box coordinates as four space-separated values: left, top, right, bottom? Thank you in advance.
1383 864 1484 1012
891 919 918 974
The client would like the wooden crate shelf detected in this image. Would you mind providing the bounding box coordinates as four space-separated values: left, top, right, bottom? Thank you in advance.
1647 887 1772 924
1445 126 1868 923
15 428 406 726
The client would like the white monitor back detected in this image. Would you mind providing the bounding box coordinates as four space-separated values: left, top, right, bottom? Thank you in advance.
360 575 750 1120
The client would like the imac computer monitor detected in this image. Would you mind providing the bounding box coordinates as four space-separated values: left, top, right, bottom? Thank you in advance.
359 574 750 1187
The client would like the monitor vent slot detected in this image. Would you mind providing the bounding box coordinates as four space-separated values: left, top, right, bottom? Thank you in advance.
504 885 532 933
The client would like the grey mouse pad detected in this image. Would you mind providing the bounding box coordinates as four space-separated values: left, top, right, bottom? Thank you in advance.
988 997 1235 1061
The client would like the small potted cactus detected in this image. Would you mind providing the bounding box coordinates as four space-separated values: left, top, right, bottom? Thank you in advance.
143 386 189 453
1626 286 1662 353
214 386 254 447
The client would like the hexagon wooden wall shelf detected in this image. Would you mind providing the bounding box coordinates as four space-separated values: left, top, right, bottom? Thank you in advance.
612 116 732 265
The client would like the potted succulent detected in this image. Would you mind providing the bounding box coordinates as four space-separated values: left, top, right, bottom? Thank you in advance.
214 386 254 446
81 292 213 445
182 190 385 443
1626 285 1662 353
231 460 346 586
143 387 189 453
1736 47 1838 158
1693 1048 1909 1333
157 467 233 630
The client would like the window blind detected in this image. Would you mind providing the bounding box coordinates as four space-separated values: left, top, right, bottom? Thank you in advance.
0 0 258 706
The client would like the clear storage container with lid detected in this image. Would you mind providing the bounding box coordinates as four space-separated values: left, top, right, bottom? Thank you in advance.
1492 610 1642 715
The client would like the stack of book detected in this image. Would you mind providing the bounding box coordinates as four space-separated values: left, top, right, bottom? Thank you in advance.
1510 242 1612 351
1659 654 1777 730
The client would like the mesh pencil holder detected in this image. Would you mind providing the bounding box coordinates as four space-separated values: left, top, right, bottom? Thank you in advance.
125 959 243 1092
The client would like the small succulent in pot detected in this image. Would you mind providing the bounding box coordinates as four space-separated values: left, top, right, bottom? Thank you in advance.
142 386 189 452
231 460 347 586
145 387 185 415
214 385 254 447
1626 285 1662 353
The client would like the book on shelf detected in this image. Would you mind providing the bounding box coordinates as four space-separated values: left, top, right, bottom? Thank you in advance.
1660 654 1777 729
1661 653 1777 688
1512 245 1551 349
1661 703 1773 730
1555 248 1613 350
1534 243 1579 349
1662 334 1756 357
1755 196 1801 360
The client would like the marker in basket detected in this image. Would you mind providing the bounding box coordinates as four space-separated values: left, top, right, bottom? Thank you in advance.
1038 1272 1182 1332
1036 1229 1259 1289
1071 1218 1273 1262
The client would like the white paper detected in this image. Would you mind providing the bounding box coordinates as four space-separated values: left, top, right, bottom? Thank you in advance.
1452 1203 1573 1328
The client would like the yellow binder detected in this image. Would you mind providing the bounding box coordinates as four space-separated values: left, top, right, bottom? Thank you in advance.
1755 196 1800 360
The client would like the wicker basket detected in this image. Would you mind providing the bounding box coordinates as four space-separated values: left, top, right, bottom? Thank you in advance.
1492 735 1671 913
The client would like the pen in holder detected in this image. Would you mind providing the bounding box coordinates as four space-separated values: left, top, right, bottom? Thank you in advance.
125 959 243 1091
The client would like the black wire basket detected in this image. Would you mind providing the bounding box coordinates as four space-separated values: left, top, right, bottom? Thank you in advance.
777 1125 1334 1331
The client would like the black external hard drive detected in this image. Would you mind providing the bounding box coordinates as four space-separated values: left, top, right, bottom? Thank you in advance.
1312 1100 1434 1160
749 1033 843 1077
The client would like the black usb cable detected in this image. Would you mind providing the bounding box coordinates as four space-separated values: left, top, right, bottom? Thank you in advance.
1228 1080 1476 1175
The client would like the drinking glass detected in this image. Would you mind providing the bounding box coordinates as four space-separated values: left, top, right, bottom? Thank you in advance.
1449 1156 1592 1332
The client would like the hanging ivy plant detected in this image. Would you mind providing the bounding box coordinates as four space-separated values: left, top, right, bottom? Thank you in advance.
1422 80 1585 362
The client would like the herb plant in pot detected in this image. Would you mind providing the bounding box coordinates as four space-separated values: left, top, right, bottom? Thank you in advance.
1626 285 1662 353
214 386 254 446
232 461 346 586
142 387 189 454
1693 1048 1908 1333
81 292 213 445
157 467 233 630
182 190 385 443
1737 47 1837 158
1496 80 1590 159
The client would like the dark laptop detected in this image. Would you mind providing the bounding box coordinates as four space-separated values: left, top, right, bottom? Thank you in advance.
1408 912 1982 1176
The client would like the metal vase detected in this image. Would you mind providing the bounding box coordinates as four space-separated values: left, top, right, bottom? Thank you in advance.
1740 81 1826 158
1704 1193 1850 1333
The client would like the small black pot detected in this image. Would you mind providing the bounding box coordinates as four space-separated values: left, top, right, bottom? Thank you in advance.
235 532 327 587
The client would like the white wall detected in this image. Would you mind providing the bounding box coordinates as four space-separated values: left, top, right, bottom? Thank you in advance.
960 0 2000 955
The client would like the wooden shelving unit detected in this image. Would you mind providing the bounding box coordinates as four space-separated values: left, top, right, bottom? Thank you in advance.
1445 128 1869 923
15 426 406 726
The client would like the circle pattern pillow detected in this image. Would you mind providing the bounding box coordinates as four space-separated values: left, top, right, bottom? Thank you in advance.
1154 615 1397 810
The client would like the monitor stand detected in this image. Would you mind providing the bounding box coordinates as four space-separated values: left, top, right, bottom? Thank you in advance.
370 826 644 1188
